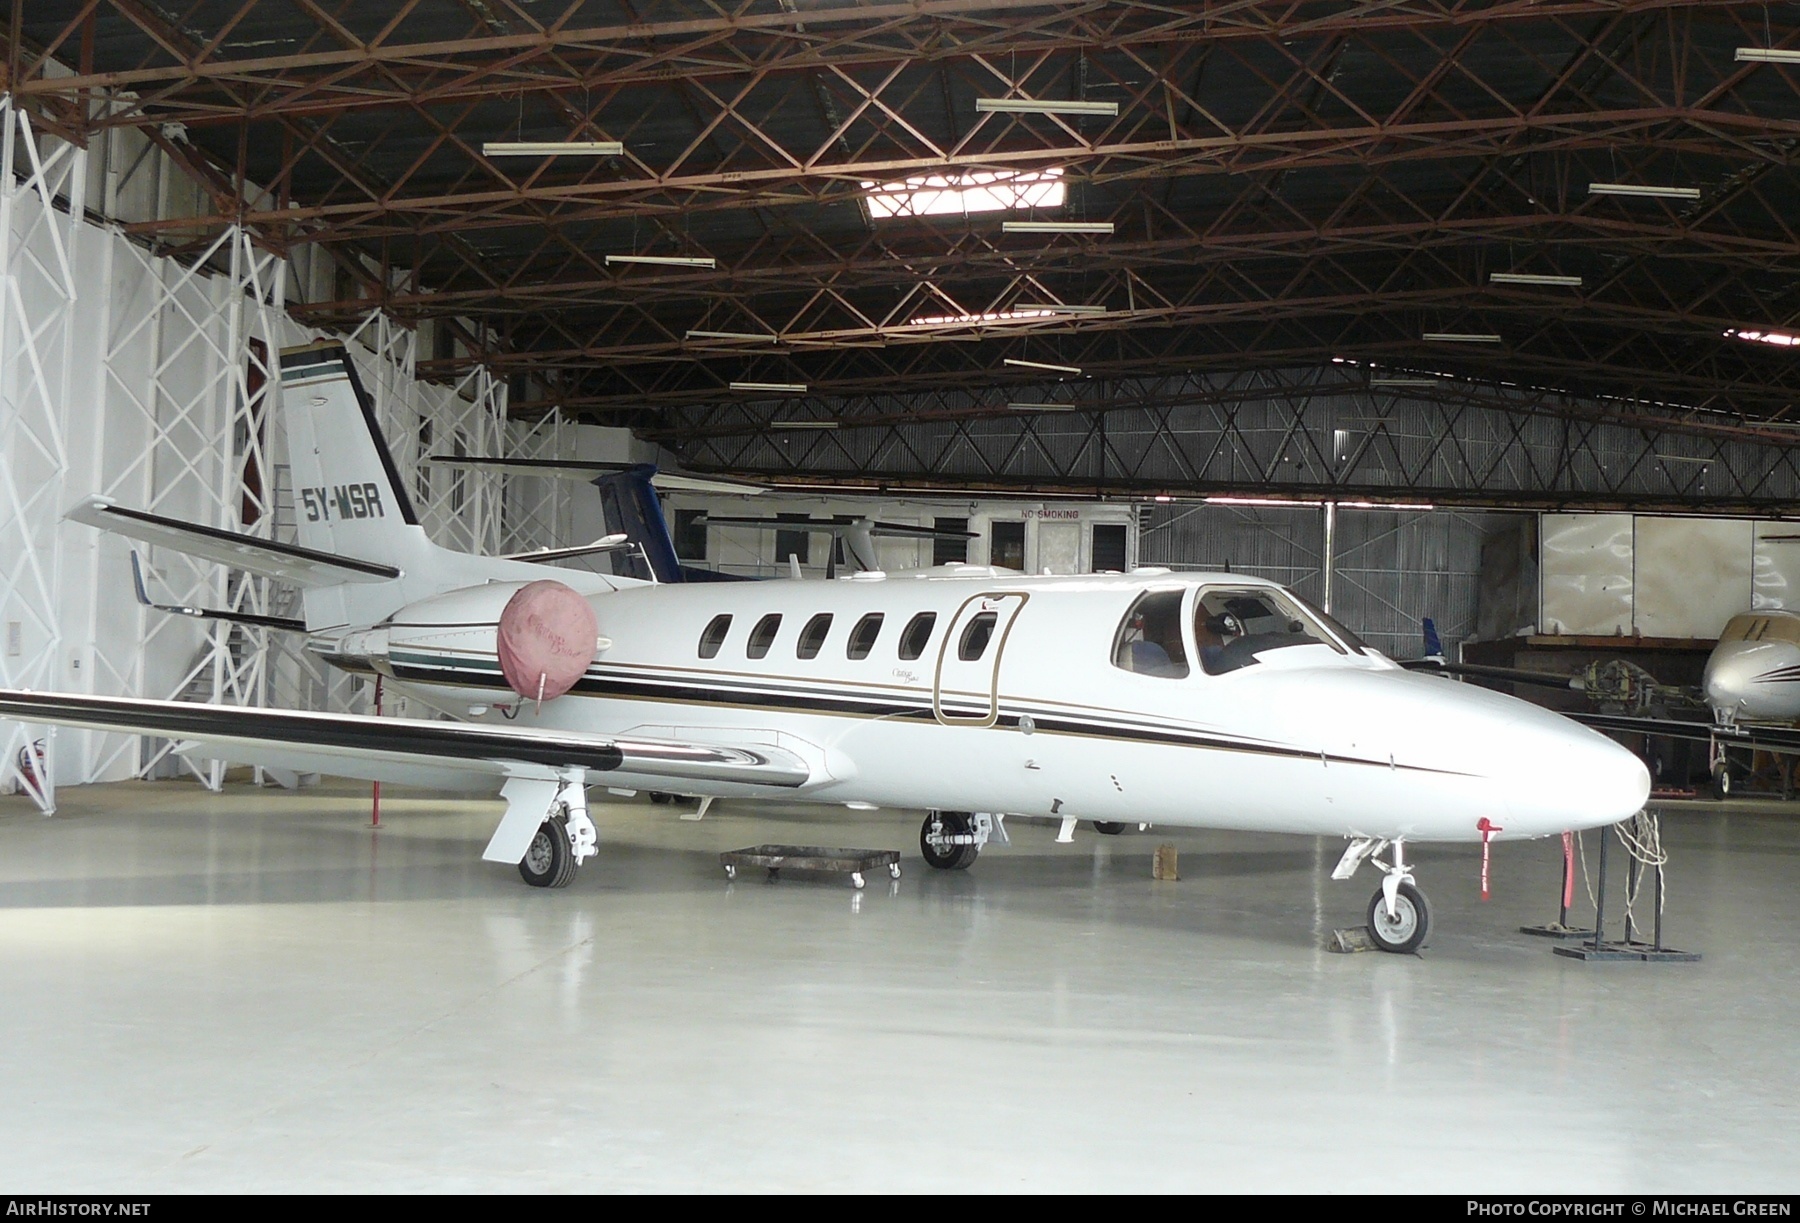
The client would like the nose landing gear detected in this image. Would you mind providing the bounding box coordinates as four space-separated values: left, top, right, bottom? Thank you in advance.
1333 837 1432 954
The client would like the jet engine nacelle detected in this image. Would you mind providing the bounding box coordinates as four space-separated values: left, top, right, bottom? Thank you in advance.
336 579 601 703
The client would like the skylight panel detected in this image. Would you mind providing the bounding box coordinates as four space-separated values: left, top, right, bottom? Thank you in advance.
863 168 1065 219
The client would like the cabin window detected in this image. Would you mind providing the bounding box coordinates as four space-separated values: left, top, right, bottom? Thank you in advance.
698 614 732 659
958 612 999 661
746 613 782 659
797 613 833 660
1195 588 1343 675
1112 590 1190 678
846 613 884 660
898 612 937 660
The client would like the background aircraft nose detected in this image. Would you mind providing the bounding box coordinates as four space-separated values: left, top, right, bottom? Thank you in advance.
1703 645 1757 713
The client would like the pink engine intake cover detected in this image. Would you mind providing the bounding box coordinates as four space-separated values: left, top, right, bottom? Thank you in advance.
495 580 599 702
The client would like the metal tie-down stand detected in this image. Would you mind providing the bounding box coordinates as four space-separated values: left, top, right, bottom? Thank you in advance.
1553 810 1700 963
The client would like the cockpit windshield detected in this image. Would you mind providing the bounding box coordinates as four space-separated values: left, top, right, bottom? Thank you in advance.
1194 587 1345 675
1720 613 1800 646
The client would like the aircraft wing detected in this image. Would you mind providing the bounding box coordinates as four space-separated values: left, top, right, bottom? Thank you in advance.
67 497 398 586
1573 711 1800 755
0 689 816 791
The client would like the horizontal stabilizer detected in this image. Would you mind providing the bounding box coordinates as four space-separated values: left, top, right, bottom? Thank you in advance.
1400 658 1580 690
699 515 977 539
68 497 398 586
131 552 306 632
424 455 767 496
496 535 630 564
0 689 815 791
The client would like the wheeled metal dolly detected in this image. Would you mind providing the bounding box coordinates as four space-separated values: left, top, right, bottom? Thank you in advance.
720 844 902 890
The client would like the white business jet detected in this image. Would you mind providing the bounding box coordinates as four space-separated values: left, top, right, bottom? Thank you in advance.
0 342 1650 953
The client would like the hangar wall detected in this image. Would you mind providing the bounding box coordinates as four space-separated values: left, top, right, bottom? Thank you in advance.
0 113 569 804
1138 502 1503 660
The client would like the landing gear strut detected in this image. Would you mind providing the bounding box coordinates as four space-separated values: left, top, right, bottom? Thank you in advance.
1332 837 1431 954
919 809 1006 870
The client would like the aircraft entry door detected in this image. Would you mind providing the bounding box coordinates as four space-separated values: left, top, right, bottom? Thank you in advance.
933 592 1029 727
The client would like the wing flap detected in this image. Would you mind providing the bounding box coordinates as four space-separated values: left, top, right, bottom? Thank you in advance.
67 497 398 586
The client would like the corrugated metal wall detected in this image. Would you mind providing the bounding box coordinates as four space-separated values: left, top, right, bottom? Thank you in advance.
1138 503 1507 659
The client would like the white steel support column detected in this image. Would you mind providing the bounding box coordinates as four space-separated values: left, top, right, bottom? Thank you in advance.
0 98 84 811
503 409 574 555
82 223 290 787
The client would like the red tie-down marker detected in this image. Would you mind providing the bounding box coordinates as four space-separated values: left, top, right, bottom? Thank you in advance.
1477 817 1504 900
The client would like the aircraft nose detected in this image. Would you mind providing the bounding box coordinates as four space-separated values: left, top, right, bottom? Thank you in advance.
1703 647 1753 712
1510 721 1651 834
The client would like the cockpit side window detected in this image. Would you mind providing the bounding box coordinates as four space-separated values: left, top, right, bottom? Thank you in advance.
1195 588 1342 675
1111 590 1190 678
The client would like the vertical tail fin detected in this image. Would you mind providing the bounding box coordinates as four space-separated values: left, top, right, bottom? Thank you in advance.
278 342 420 561
592 465 680 582
1422 617 1445 662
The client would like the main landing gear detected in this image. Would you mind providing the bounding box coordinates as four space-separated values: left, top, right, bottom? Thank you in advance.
1333 837 1431 955
919 809 1007 871
517 779 599 889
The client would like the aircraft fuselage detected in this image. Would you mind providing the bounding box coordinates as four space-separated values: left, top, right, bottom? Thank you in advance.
334 568 1650 844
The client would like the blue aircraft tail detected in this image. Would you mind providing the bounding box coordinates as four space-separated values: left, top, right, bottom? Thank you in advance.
1422 617 1445 662
592 465 744 583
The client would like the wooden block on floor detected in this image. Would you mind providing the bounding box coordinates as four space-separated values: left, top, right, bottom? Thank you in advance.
1153 843 1179 881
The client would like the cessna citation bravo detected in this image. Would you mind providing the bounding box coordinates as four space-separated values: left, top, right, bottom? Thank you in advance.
0 342 1650 954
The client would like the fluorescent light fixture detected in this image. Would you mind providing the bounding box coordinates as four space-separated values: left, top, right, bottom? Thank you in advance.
1006 402 1077 412
769 420 838 430
1205 496 1316 508
730 381 807 394
1587 182 1702 201
1654 453 1711 465
1736 47 1800 64
1205 494 1435 510
482 141 622 156
607 254 716 268
687 330 777 342
864 168 1064 219
1490 272 1583 287
909 308 1057 327
1004 357 1082 374
975 98 1119 116
1016 303 1107 314
1001 220 1115 234
1422 332 1502 343
1726 328 1800 348
1369 377 1438 387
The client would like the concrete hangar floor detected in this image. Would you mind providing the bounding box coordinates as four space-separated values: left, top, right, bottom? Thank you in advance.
0 780 1793 1194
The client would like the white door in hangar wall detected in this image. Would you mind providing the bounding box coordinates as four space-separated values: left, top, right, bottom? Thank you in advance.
933 593 1028 727
1036 521 1081 574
